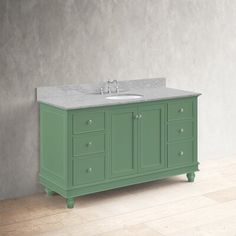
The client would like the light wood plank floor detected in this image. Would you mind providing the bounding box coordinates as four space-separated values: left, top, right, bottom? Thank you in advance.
1 157 236 236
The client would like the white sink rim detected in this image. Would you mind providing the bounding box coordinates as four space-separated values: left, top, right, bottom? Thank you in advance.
105 94 143 100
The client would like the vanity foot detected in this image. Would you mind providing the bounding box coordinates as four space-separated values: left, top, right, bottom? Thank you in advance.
45 188 55 196
186 172 195 182
66 198 75 208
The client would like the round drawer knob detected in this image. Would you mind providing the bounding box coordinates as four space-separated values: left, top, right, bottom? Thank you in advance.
87 167 92 173
179 108 184 113
87 119 93 125
179 151 184 156
179 128 184 133
87 141 92 147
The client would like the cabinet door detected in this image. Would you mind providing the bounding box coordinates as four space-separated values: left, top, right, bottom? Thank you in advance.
139 104 165 172
108 106 138 178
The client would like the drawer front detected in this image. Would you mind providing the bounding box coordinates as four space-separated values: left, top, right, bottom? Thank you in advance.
168 141 194 168
73 133 105 156
168 100 193 121
168 120 193 141
72 112 105 134
73 154 105 185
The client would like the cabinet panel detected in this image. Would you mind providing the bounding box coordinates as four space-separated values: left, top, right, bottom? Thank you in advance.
168 140 194 167
168 120 193 142
139 104 165 172
168 99 193 121
73 154 105 185
109 108 138 178
72 132 105 156
40 104 66 186
72 112 104 134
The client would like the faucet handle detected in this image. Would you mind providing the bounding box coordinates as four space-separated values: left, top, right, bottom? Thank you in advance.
112 80 119 94
116 84 119 94
107 80 112 94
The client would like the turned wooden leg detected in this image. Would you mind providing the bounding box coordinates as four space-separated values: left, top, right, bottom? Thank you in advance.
186 172 195 182
66 198 75 208
45 188 55 196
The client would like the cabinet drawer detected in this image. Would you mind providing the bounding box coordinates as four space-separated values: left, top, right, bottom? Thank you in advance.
168 100 193 121
72 112 105 134
168 141 194 168
73 154 105 185
168 120 193 141
73 133 105 156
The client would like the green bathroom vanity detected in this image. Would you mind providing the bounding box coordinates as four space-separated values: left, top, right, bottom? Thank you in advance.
38 79 200 208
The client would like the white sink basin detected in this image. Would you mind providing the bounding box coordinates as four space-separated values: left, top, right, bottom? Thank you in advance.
106 94 143 100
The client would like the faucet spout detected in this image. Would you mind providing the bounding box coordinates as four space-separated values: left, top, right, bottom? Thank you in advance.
113 80 119 94
107 80 112 94
103 80 119 95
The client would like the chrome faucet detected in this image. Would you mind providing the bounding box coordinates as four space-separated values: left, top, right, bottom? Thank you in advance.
101 80 119 95
113 80 119 94
107 80 112 94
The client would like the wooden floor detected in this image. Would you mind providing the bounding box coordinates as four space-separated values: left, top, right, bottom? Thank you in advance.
1 157 236 236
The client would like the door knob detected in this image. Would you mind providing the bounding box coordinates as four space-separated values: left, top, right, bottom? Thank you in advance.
179 128 184 133
179 108 184 113
139 114 142 119
87 119 93 125
87 167 92 173
134 114 139 119
87 141 92 147
179 151 184 156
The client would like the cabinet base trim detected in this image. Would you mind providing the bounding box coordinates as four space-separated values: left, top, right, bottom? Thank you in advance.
40 164 199 199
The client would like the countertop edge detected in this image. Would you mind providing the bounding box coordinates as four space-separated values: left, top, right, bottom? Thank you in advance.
38 93 201 110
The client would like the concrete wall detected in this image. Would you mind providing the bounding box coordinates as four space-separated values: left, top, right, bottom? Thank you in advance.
1 0 236 200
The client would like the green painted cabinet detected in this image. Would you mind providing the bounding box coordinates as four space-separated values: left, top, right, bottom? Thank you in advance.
139 104 165 172
39 97 199 208
108 106 138 178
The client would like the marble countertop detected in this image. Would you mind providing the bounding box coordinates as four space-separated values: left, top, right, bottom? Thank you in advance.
37 78 200 110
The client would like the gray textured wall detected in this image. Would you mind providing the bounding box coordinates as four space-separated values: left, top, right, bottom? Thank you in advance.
1 0 236 200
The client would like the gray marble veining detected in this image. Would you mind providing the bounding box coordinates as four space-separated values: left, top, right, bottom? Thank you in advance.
37 78 166 99
37 78 200 110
